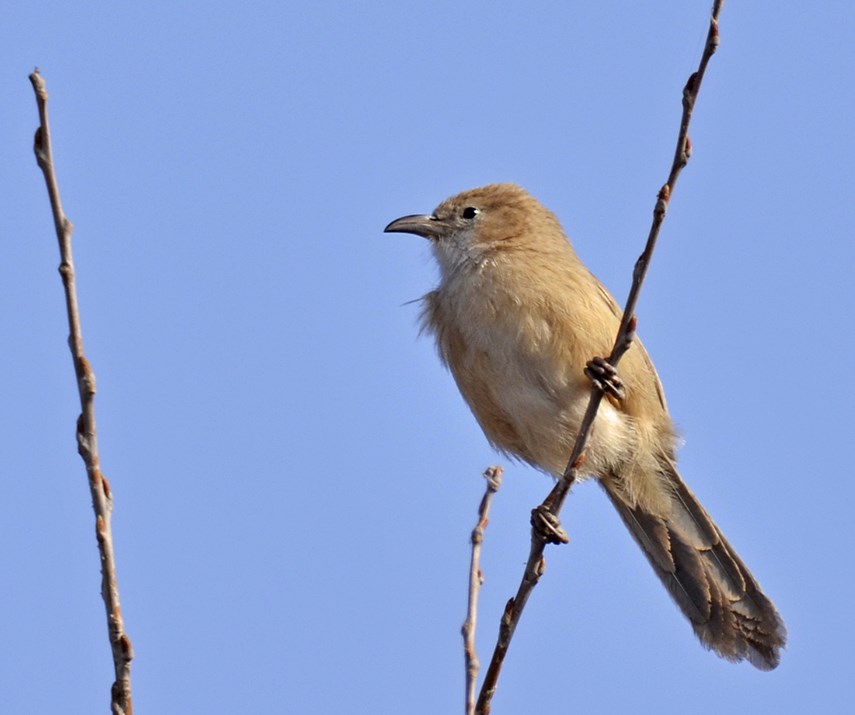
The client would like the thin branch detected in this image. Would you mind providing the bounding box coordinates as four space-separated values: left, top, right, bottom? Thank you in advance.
463 466 503 715
29 69 134 715
475 2 725 711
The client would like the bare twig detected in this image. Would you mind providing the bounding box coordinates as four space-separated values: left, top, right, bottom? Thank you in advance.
463 466 503 715
475 3 725 711
29 69 134 715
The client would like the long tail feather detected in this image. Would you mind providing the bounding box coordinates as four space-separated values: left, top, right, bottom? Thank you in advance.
602 464 786 669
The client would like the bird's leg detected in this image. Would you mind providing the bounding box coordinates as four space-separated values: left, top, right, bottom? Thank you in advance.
584 356 625 401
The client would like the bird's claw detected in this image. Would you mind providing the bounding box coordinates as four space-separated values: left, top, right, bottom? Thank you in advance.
531 505 569 545
585 356 625 401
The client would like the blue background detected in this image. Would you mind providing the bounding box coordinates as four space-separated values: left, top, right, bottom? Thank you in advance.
2 2 852 712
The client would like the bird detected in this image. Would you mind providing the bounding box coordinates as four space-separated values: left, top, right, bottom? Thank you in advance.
385 182 786 669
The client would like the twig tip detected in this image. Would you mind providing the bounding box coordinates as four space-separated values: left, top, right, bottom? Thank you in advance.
483 465 504 492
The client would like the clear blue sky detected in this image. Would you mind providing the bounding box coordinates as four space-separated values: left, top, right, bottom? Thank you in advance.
2 2 852 713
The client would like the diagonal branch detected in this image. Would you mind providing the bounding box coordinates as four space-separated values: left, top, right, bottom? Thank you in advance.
29 69 134 715
475 2 725 711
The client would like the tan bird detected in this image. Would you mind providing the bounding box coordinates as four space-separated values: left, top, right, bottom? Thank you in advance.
385 183 786 669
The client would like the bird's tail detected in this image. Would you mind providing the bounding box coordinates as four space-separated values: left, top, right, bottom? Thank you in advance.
601 462 786 669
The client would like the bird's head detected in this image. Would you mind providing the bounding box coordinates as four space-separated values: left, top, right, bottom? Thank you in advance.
385 183 567 279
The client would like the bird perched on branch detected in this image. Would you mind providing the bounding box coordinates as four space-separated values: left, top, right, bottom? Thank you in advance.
385 183 785 669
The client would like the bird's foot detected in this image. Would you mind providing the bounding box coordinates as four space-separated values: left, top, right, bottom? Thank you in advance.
585 356 625 400
531 505 569 545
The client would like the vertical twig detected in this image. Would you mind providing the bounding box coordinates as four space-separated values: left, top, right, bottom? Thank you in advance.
475 2 725 711
463 467 503 715
29 69 134 715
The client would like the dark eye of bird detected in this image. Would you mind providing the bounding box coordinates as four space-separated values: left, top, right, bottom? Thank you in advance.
462 207 480 219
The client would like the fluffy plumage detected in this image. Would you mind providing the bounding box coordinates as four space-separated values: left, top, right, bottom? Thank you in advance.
386 183 786 668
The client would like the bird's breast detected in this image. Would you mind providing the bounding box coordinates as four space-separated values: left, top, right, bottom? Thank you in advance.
425 271 633 476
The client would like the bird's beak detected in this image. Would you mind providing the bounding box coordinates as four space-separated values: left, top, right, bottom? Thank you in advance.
384 214 445 240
